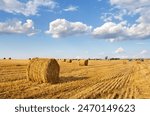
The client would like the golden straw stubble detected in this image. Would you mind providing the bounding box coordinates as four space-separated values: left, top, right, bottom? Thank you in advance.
27 58 60 84
123 61 127 64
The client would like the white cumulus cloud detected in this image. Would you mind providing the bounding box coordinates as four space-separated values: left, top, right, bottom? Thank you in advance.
93 0 150 41
64 5 78 12
115 47 125 53
110 0 150 24
92 20 150 41
140 50 148 54
92 21 127 41
0 19 36 36
45 19 92 38
0 0 57 16
100 9 127 22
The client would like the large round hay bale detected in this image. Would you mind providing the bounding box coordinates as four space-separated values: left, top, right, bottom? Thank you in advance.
79 60 88 66
27 58 60 84
66 59 72 63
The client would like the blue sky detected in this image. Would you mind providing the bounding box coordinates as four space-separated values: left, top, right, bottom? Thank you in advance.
0 0 150 59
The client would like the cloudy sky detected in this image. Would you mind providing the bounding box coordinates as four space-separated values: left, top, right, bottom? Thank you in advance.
0 0 150 59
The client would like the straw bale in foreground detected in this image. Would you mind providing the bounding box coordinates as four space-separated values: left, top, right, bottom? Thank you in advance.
28 58 60 83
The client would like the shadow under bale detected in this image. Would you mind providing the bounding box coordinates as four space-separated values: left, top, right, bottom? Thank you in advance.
59 76 89 83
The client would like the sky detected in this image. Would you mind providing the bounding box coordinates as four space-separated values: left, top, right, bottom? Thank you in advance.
0 0 150 59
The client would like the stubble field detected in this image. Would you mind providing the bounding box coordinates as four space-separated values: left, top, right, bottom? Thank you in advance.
0 59 150 99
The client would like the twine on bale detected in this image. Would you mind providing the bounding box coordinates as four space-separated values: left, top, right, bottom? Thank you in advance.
27 58 60 84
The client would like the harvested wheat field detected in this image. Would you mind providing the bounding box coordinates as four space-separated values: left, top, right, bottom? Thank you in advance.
0 59 150 99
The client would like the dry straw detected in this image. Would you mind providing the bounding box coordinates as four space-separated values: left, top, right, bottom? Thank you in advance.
123 61 127 64
79 60 88 66
137 61 141 64
27 58 60 84
66 59 72 63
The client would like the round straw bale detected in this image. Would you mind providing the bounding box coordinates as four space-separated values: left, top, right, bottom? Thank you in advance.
66 59 72 63
62 59 66 62
27 58 60 84
79 60 88 66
